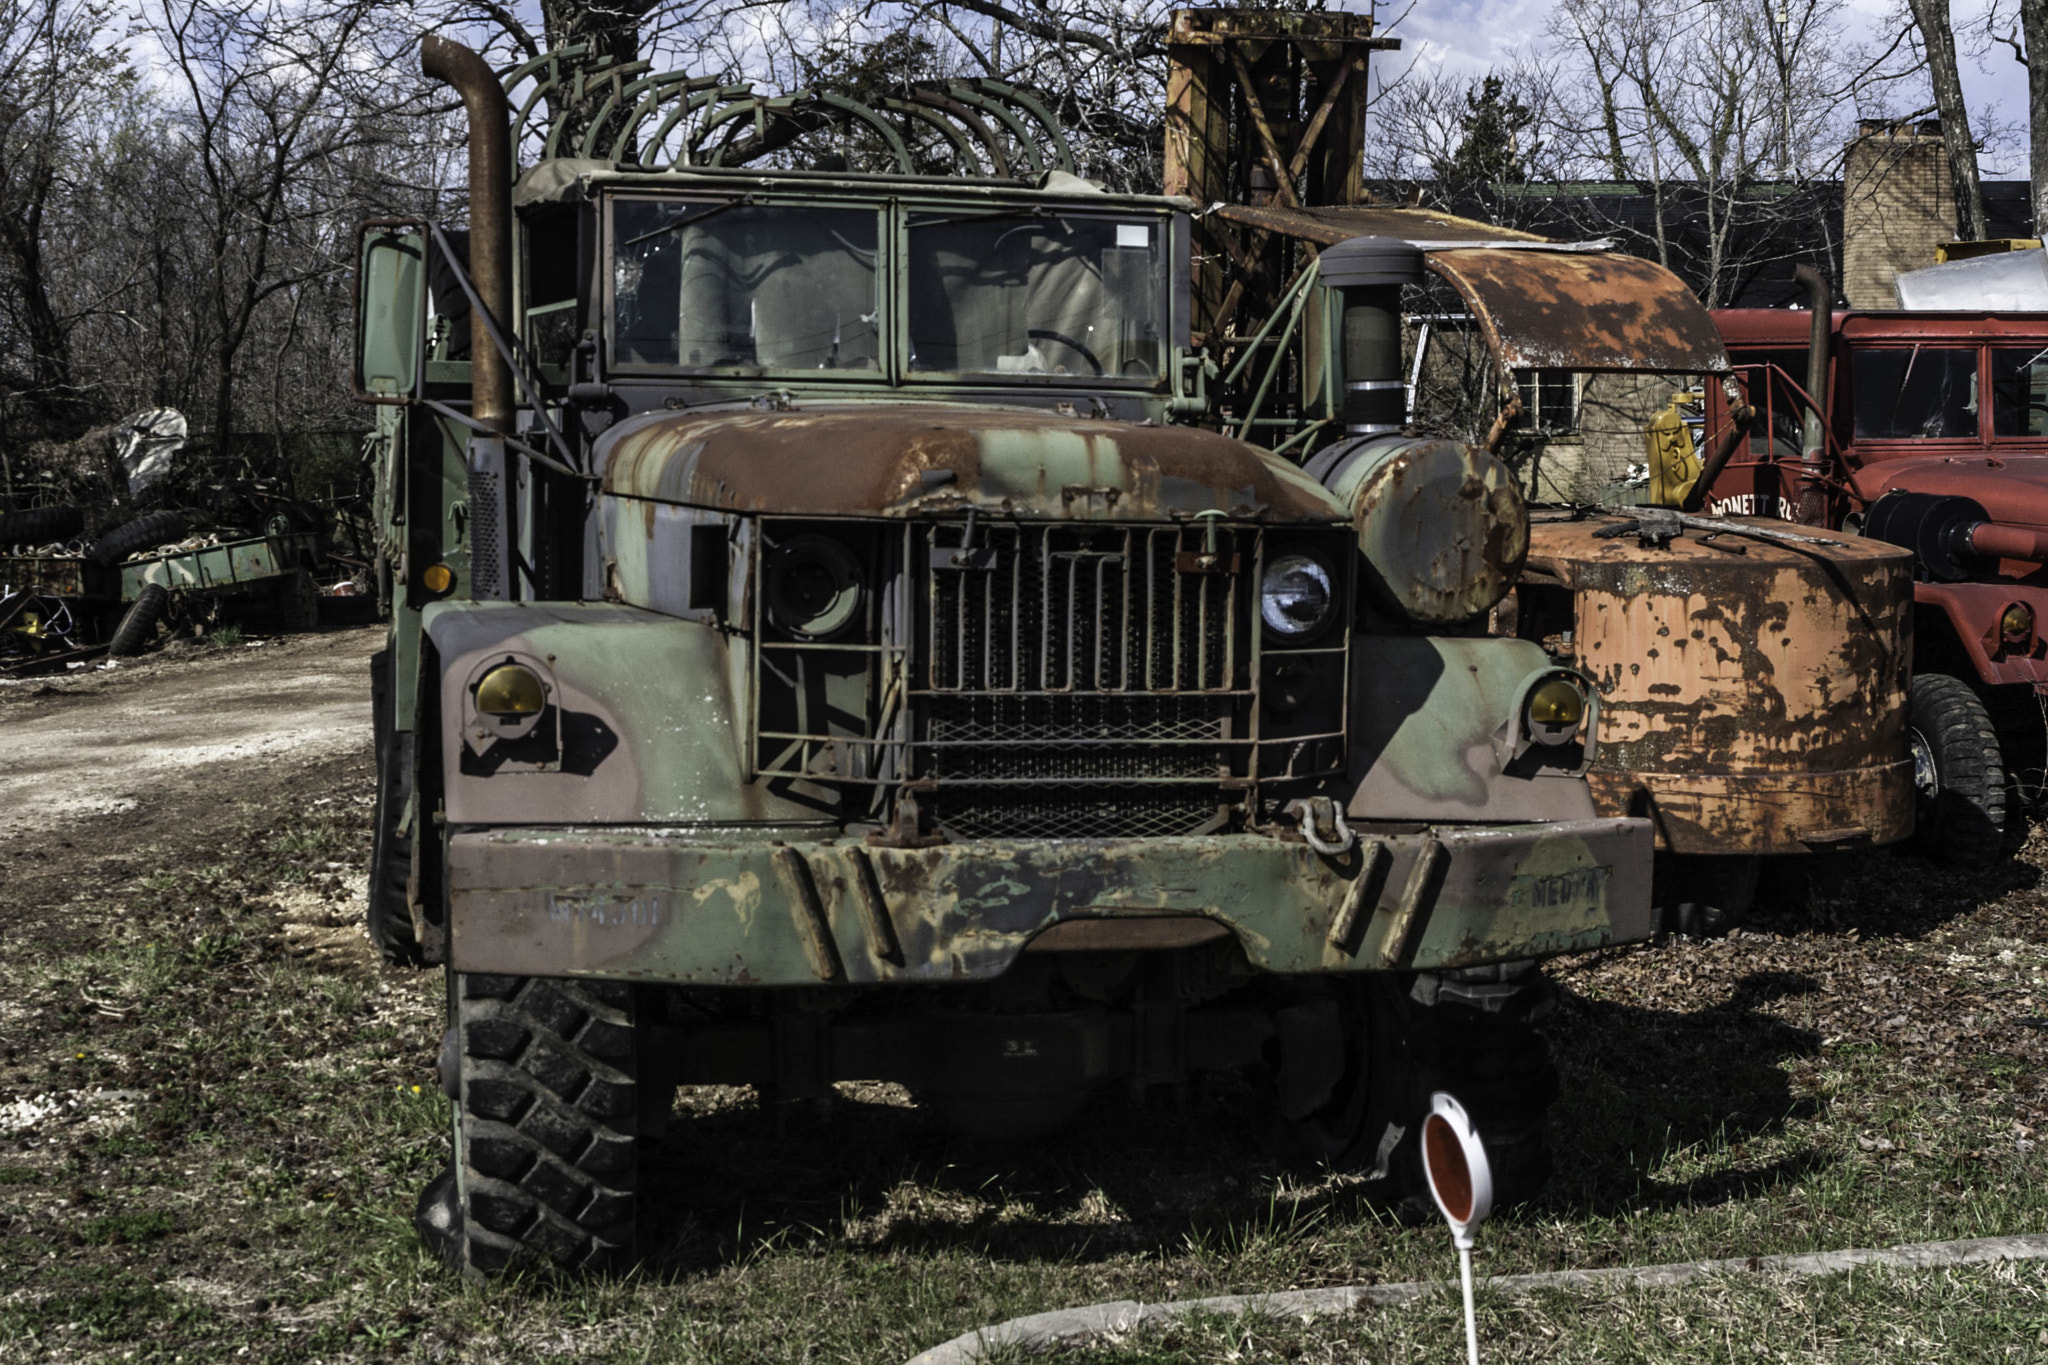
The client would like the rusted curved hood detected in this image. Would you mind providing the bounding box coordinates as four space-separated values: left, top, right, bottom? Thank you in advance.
597 404 1344 522
1853 455 2048 528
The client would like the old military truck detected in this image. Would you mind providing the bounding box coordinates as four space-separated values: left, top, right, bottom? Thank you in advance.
353 37 1656 1276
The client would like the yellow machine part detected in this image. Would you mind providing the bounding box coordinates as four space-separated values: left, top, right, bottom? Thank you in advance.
1643 391 1702 507
1936 238 2042 263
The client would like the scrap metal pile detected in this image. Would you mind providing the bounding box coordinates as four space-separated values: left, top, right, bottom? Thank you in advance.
0 410 339 674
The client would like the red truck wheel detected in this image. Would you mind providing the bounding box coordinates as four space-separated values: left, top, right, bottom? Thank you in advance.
1908 673 2008 868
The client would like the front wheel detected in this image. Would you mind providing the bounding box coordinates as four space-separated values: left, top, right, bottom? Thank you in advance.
1909 672 2008 868
418 973 645 1278
1284 963 1557 1210
366 650 420 966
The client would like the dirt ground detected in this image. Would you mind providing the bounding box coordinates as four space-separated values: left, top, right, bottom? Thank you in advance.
0 629 374 840
2 626 2046 1363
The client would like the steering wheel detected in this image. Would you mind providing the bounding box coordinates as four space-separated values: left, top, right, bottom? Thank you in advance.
1026 328 1103 376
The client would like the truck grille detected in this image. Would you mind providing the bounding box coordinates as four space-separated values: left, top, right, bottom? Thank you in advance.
923 524 1248 694
749 515 1349 841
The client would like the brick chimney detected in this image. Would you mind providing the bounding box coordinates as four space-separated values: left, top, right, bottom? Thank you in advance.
1843 118 1958 309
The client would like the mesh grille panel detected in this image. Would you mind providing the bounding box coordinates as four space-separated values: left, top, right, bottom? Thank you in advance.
933 788 1229 841
922 693 1234 783
467 468 502 600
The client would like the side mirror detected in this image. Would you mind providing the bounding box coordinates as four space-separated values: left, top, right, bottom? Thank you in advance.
354 221 426 404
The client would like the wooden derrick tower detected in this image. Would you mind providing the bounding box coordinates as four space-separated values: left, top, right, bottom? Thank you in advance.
1163 8 1396 347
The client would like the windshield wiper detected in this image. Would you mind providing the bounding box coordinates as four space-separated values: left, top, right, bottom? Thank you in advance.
907 208 1053 230
620 196 754 249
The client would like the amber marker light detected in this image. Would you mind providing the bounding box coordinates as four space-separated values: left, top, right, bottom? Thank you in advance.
421 563 455 595
475 663 545 716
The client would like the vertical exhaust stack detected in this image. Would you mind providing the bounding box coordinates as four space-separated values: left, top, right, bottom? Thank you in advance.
1304 236 1529 626
1793 263 1833 523
421 35 514 434
421 35 515 599
1319 236 1425 435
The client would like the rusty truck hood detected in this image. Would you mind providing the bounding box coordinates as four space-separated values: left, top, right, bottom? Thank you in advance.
1852 455 2048 528
597 403 1344 521
1426 249 1731 375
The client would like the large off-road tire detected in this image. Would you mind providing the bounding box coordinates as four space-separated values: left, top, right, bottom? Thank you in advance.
419 973 642 1278
0 505 83 546
1654 853 1762 937
273 567 319 633
366 650 420 966
1909 672 2008 868
1286 962 1558 1211
90 510 187 565
107 583 170 658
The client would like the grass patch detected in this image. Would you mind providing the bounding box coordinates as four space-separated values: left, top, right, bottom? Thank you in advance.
2 741 2047 1363
992 1261 2048 1363
82 1210 175 1245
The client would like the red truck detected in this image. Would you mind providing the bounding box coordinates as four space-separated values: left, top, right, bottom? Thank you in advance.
1707 274 2048 866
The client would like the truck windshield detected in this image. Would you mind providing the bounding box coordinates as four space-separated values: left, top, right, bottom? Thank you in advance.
611 200 881 371
906 212 1167 378
1852 346 1979 439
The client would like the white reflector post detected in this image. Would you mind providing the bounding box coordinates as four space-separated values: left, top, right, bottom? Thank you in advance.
1423 1091 1493 1365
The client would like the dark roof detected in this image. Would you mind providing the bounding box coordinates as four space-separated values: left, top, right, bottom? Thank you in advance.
1371 178 2036 308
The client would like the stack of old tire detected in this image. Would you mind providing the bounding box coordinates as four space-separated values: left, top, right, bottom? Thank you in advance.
97 511 187 657
0 505 187 658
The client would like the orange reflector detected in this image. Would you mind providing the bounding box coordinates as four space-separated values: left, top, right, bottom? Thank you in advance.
421 563 454 594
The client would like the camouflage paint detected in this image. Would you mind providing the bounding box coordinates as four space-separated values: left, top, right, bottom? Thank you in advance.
446 818 1652 985
1347 635 1601 824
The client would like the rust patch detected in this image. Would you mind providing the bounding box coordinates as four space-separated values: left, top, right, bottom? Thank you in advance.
1214 202 1555 248
596 403 1342 522
1425 250 1731 375
1531 514 1915 854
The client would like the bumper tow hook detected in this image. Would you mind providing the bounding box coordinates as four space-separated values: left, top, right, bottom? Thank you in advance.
1287 796 1357 857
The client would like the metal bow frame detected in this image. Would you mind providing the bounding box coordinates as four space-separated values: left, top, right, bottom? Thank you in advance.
498 45 1078 180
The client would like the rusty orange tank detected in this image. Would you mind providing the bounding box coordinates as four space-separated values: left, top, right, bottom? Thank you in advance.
1513 510 1915 923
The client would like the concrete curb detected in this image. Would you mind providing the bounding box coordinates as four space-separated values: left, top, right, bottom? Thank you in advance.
903 1232 2048 1365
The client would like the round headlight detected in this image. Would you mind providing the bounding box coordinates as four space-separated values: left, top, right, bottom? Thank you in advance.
766 535 864 639
1260 553 1336 639
1526 676 1586 745
476 663 546 716
2002 602 2034 639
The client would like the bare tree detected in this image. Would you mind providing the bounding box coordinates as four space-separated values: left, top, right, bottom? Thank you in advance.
1986 0 2048 240
1904 0 1989 237
150 0 424 461
1530 0 1900 305
0 0 128 440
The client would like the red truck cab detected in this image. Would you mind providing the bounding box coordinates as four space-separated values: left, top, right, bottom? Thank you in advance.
1707 307 2048 864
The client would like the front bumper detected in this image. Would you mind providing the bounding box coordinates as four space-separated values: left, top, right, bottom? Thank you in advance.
447 818 1655 986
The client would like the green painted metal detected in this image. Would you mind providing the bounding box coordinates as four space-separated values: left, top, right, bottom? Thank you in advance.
119 531 319 601
446 819 1651 986
355 228 424 399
